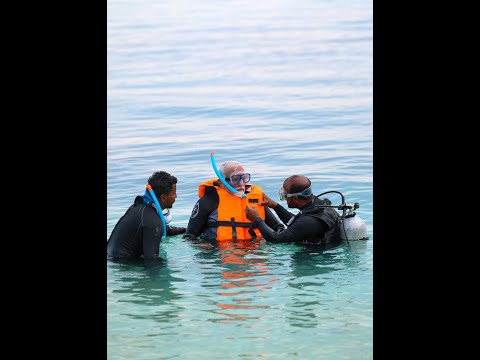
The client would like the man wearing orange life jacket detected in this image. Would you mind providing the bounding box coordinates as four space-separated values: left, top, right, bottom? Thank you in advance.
183 161 286 241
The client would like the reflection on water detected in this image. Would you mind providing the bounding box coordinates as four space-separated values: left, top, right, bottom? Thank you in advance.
107 237 372 358
107 260 185 323
289 243 345 279
282 242 371 329
108 241 365 329
286 244 343 328
190 239 276 324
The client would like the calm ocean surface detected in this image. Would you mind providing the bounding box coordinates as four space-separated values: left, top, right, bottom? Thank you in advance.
107 0 372 358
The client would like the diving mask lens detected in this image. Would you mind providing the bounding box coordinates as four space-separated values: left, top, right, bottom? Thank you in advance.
279 185 312 201
226 173 251 185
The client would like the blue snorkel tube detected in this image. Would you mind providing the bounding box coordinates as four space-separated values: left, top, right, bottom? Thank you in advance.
146 184 167 240
210 152 246 198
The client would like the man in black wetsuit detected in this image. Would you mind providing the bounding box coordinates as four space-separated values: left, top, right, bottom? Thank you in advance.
107 171 186 263
245 175 340 245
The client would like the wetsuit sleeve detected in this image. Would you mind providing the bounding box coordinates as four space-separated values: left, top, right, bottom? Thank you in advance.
166 225 186 235
253 215 328 243
264 206 287 232
184 189 219 240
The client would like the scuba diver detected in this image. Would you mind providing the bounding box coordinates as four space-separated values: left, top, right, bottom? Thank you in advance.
245 175 340 245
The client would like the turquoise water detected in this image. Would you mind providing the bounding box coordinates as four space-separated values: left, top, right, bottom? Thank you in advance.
107 0 372 358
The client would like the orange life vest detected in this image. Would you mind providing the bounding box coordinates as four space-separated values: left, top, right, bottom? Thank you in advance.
198 179 266 241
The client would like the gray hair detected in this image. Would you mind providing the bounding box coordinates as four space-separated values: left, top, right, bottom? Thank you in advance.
219 161 244 177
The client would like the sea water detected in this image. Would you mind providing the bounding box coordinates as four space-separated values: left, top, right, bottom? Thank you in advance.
107 0 372 358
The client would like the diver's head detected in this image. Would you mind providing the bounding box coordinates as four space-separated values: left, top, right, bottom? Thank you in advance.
280 175 313 209
219 161 250 194
148 171 178 209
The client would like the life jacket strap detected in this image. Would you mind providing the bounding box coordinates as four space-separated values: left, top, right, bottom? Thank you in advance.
230 217 237 240
214 221 253 228
213 220 258 240
248 225 257 239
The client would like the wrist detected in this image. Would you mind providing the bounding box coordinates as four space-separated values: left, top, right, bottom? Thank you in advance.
253 217 263 227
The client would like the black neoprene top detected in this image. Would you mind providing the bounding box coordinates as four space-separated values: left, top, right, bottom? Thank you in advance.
252 197 340 244
107 196 185 261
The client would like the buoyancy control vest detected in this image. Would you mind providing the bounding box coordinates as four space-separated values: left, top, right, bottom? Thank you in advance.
198 179 266 240
301 198 341 244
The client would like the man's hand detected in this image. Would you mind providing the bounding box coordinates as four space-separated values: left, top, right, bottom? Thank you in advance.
260 192 278 208
167 225 186 235
245 205 261 222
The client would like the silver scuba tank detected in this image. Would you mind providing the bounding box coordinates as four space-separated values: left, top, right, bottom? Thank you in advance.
339 214 369 241
314 192 369 242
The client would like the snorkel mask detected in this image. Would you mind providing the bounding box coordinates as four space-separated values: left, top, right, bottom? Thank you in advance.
278 185 313 201
210 152 246 198
162 208 173 224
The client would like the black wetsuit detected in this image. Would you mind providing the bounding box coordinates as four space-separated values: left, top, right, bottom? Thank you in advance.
107 195 185 262
184 184 286 241
251 197 340 244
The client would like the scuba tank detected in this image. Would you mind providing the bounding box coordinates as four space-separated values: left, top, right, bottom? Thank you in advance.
314 191 369 244
338 208 369 241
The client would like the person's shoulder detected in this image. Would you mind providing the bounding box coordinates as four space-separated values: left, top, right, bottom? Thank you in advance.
195 187 219 208
198 187 219 211
132 196 157 214
133 195 145 205
203 186 219 197
314 197 331 205
246 183 263 193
